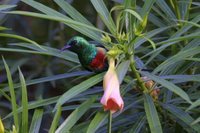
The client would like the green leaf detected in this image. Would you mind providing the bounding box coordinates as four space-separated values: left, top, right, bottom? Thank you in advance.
116 60 130 84
141 31 200 65
55 97 96 132
87 111 107 133
0 26 9 31
140 35 156 50
2 57 19 130
49 105 62 133
0 47 44 55
0 33 44 50
173 19 200 28
192 117 200 125
19 68 29 133
19 0 105 42
184 58 200 62
53 0 102 41
91 0 116 34
129 116 146 133
10 58 29 75
9 43 79 63
140 0 157 19
148 13 166 27
124 9 143 22
71 121 90 133
187 98 200 111
4 96 59 119
170 15 200 38
144 93 163 133
154 46 200 73
21 0 67 18
7 11 110 42
0 89 11 102
142 71 192 104
162 104 200 132
0 5 16 11
156 0 176 20
54 73 104 110
134 26 173 48
162 74 200 83
29 109 43 133
54 0 93 26
3 71 91 93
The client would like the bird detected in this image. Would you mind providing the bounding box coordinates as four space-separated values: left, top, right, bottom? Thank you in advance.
61 36 108 72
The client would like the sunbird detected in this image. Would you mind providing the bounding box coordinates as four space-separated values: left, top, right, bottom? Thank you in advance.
61 36 108 72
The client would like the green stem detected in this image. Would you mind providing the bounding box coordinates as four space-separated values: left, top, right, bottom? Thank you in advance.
185 0 192 20
108 111 112 133
130 56 148 92
169 0 175 9
174 0 181 23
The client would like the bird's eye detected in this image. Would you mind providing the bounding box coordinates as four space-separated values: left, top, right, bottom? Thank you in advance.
70 40 77 46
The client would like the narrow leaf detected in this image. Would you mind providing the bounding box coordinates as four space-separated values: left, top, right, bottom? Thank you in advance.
0 33 44 50
144 93 163 133
0 5 16 11
91 0 116 34
173 19 200 28
156 0 176 20
17 0 104 41
55 97 96 132
142 71 192 104
4 96 59 119
0 26 9 31
19 68 28 133
192 117 200 125
7 11 110 42
9 43 79 63
160 74 200 84
29 109 43 133
21 0 67 18
54 0 93 26
162 104 200 132
154 47 200 73
184 58 200 62
2 57 19 130
124 9 143 22
140 35 156 50
116 60 130 84
87 111 107 133
129 116 146 133
49 105 62 133
187 98 200 111
54 73 104 110
3 71 92 92
140 0 157 18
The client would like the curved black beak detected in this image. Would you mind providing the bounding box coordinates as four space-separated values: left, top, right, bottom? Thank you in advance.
60 45 70 52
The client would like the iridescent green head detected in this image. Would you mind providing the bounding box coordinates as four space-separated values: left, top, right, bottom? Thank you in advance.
61 36 89 53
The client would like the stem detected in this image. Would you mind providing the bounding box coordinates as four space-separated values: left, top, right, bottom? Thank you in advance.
108 111 112 133
185 0 192 20
130 56 148 92
169 0 175 9
174 0 181 23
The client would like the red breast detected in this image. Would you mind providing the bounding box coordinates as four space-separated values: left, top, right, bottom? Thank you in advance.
89 47 107 71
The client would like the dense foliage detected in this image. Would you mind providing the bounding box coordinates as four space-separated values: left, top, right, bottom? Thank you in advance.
0 0 200 133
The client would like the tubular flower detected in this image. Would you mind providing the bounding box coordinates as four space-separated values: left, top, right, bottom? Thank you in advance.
0 117 4 133
100 58 124 113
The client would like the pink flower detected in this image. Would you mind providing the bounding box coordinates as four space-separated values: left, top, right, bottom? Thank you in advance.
100 58 124 113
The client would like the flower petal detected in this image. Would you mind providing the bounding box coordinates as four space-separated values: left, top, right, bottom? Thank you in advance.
100 58 124 113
